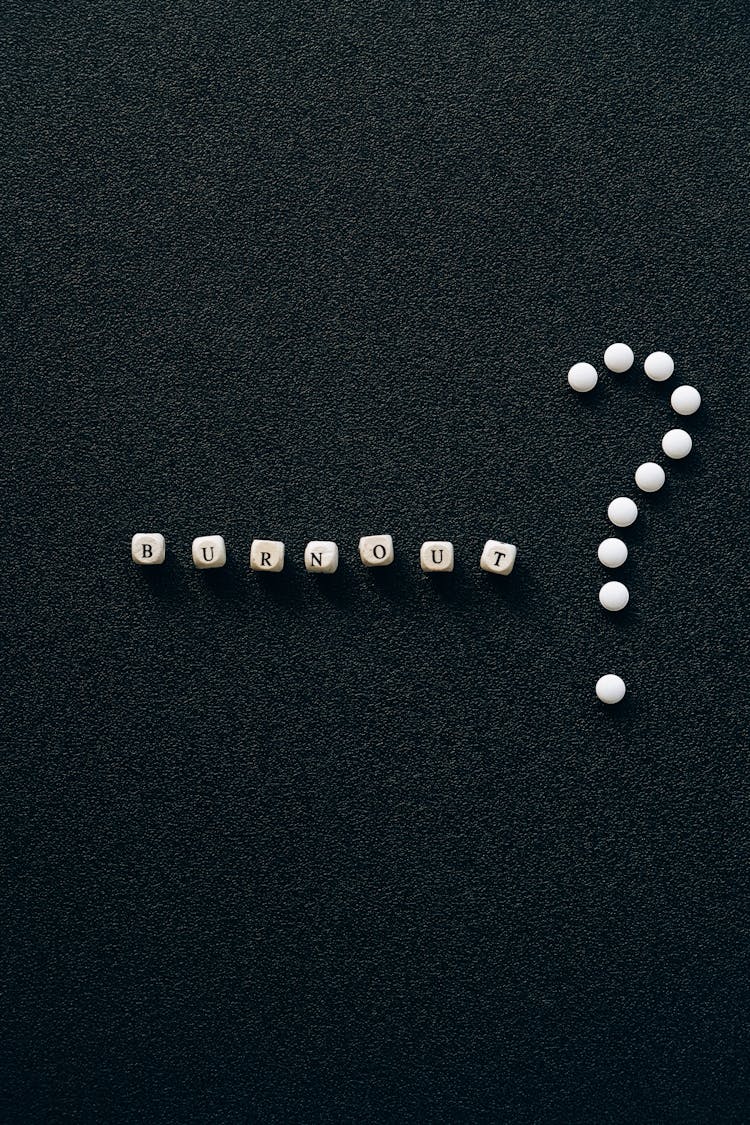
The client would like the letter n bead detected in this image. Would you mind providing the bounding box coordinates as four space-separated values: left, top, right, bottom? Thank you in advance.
192 535 227 569
250 539 285 573
132 533 165 565
480 540 517 575
420 541 454 573
304 541 339 574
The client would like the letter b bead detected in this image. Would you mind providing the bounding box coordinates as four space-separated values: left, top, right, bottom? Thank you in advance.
420 541 454 573
132 533 165 565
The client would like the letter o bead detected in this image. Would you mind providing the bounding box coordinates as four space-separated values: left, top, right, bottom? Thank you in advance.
304 541 339 574
480 540 517 575
132 532 165 565
192 535 226 569
359 534 394 567
420 541 454 573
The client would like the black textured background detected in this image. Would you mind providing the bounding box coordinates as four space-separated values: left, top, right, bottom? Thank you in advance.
3 3 749 1122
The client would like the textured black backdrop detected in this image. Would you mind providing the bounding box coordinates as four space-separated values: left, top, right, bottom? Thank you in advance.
3 3 749 1122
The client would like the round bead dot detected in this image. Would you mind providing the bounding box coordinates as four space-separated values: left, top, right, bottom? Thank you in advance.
603 342 634 373
599 580 630 612
607 496 638 527
568 362 598 392
671 385 701 416
596 674 626 705
644 351 674 381
598 537 628 568
662 428 693 459
634 461 666 493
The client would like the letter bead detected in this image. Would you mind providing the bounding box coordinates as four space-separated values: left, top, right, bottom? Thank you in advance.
132 532 165 565
304 541 339 574
359 534 394 567
480 540 517 575
420 541 454 573
192 535 226 569
250 539 285 572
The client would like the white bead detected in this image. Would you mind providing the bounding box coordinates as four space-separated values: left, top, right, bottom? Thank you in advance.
644 351 674 381
568 362 598 392
634 461 666 493
480 540 517 575
603 342 634 372
661 428 693 459
359 534 394 567
598 537 628 568
596 674 626 704
420 541 454 573
250 539 285 572
671 385 701 416
599 580 630 612
131 532 165 565
192 535 226 569
304 541 338 573
607 496 638 527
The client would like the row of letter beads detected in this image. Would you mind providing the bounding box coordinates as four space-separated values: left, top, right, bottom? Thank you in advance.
131 534 518 575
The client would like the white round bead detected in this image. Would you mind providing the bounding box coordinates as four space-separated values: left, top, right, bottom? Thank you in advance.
644 351 674 381
568 362 598 392
598 537 628 568
634 461 666 493
599 580 630 612
671 385 701 416
596 674 626 705
662 428 693 459
603 342 634 372
607 496 638 527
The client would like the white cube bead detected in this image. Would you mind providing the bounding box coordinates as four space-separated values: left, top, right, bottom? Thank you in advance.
662 428 692 459
192 535 226 569
599 580 630 612
568 362 598 392
132 532 165 565
250 539 285 572
304 541 339 574
359 534 394 567
634 461 666 493
598 537 628 568
603 342 634 372
671 385 701 416
644 351 674 381
607 497 638 527
480 540 517 575
420 541 454 573
596 674 626 704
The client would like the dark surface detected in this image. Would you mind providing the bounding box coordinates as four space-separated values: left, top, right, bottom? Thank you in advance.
3 3 749 1122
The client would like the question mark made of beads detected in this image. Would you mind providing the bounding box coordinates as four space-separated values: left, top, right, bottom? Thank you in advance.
568 344 701 705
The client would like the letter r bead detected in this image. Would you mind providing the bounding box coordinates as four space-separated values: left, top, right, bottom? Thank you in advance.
480 540 517 576
132 533 165 565
250 539 285 572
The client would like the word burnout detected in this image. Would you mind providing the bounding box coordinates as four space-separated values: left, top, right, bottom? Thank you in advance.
131 534 518 576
